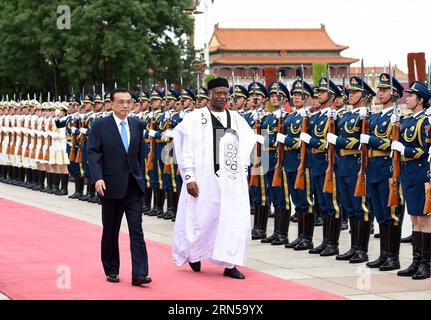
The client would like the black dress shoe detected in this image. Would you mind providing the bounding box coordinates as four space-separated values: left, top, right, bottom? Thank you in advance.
223 267 245 280
189 261 201 272
132 275 152 286
106 274 119 283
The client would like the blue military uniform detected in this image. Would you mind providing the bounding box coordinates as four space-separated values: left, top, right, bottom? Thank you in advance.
306 78 342 256
282 80 315 250
366 73 405 271
332 77 376 263
397 81 431 279
248 82 271 240
260 81 291 246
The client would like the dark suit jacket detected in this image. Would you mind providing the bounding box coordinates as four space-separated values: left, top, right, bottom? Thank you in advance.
88 114 146 199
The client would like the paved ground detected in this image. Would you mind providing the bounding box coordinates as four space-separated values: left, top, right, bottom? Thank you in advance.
1 182 430 300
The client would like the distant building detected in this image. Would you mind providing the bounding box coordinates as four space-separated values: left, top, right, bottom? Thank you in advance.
208 23 358 85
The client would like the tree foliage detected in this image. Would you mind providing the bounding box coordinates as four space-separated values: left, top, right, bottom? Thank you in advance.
0 0 198 97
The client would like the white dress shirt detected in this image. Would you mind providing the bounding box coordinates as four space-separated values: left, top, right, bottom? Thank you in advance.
112 113 130 146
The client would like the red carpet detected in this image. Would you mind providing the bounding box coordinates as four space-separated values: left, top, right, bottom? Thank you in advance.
0 198 342 300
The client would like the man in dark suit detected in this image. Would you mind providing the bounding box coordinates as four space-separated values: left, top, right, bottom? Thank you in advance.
88 88 151 286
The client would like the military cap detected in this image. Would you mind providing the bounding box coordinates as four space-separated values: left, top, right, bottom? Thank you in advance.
104 93 111 103
180 88 196 101
150 89 164 100
94 93 104 103
318 77 340 96
291 80 314 97
267 81 290 100
348 76 376 96
82 94 94 104
229 85 248 99
196 87 209 99
377 73 404 98
139 91 150 102
248 82 268 98
405 81 431 102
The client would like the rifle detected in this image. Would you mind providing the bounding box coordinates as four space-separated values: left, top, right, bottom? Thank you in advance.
323 64 335 193
272 71 285 187
250 71 261 186
37 117 46 160
17 116 25 156
44 117 53 161
354 59 369 197
230 71 238 110
146 83 157 171
69 113 78 161
388 63 401 207
294 64 308 190
75 114 87 164
164 79 173 174
424 62 431 213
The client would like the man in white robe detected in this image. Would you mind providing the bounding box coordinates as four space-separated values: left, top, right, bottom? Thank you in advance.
172 77 256 279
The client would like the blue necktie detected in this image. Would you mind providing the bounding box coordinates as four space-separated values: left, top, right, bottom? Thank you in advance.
120 120 129 152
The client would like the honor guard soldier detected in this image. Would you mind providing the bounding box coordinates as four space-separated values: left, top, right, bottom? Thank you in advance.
328 76 376 263
145 89 165 217
75 94 95 202
0 101 5 182
395 82 431 279
139 91 153 215
277 79 315 250
195 87 209 109
229 84 248 116
256 81 291 246
248 81 270 240
300 78 342 256
362 72 405 271
151 88 178 219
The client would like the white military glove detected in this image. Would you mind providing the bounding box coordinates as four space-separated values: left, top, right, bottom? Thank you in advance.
274 109 282 119
71 127 78 134
252 111 260 121
164 111 171 120
428 146 431 162
390 114 399 124
43 131 48 138
255 134 265 145
326 133 338 146
360 134 371 145
165 129 174 139
391 141 405 155
149 129 157 138
358 107 368 120
298 107 309 118
79 128 87 135
300 132 312 144
148 111 154 119
179 111 185 119
276 133 286 144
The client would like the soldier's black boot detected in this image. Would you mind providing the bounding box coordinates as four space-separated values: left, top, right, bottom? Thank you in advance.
251 205 261 239
52 173 61 194
148 189 160 216
88 181 99 203
412 232 431 280
350 220 370 264
68 176 81 198
398 231 422 277
79 178 91 201
142 188 152 215
286 211 304 249
367 224 388 268
171 192 179 222
271 208 290 246
262 206 283 244
320 217 341 257
56 174 69 196
379 224 401 271
155 190 165 216
253 206 269 240
337 219 359 260
0 166 4 182
158 190 170 218
163 191 176 220
309 216 329 254
294 212 315 250
31 170 40 190
42 172 52 193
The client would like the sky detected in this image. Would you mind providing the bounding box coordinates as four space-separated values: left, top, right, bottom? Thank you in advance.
193 0 431 72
